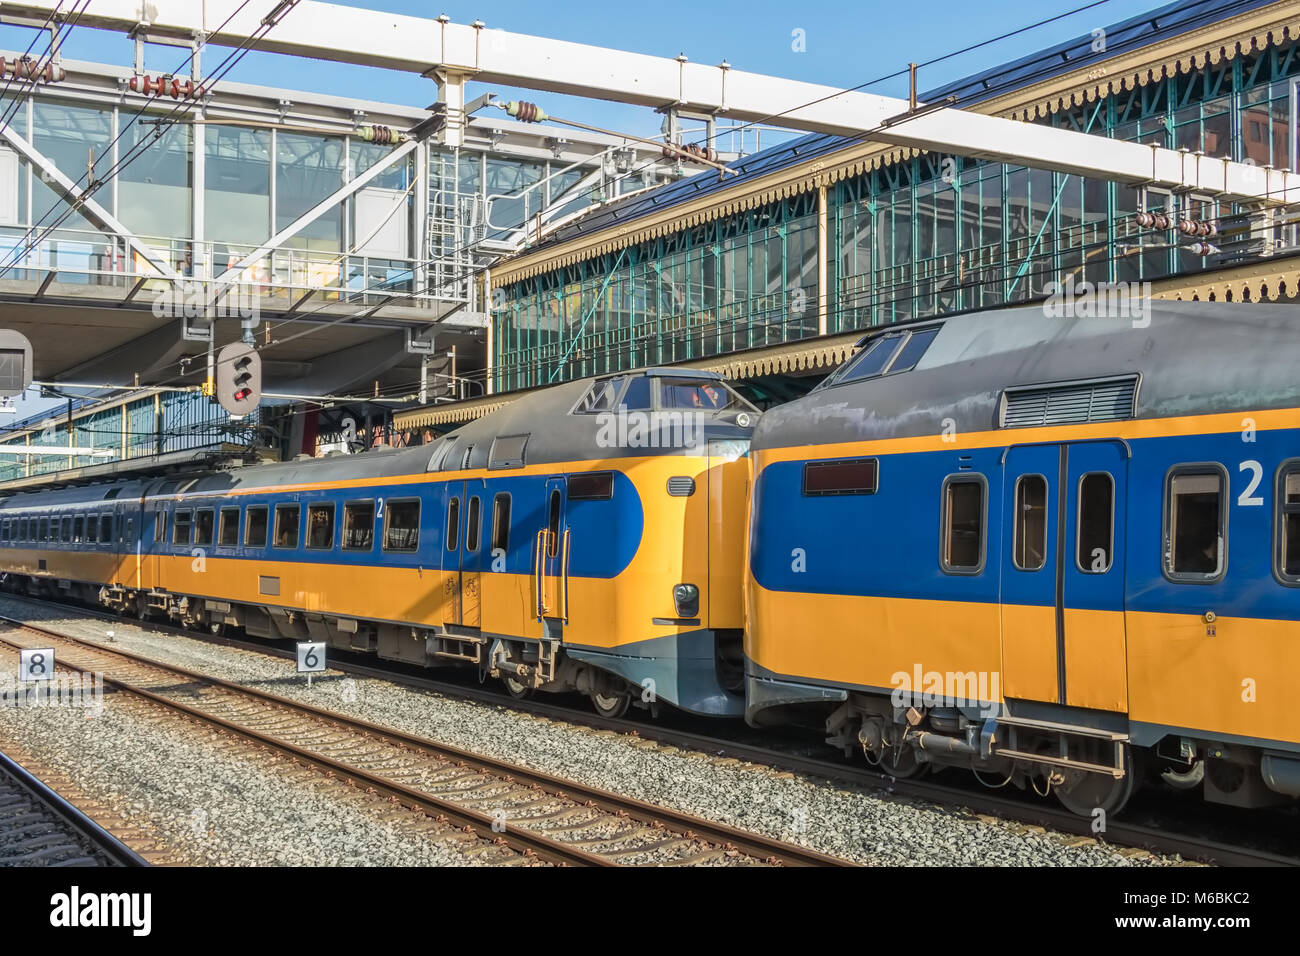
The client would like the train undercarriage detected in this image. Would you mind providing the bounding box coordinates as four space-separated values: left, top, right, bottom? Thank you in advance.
823 691 1300 817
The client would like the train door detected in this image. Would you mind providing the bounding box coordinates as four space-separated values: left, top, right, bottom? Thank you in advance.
536 477 568 637
1000 444 1062 704
1000 441 1129 712
1060 441 1129 713
448 479 485 628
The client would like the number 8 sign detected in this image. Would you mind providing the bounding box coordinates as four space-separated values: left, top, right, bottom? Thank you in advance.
296 642 326 674
19 648 54 682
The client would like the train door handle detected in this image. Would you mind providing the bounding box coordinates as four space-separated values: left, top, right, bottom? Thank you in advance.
534 529 548 617
561 528 571 624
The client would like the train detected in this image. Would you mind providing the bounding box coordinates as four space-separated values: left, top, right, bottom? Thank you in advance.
1 300 1298 818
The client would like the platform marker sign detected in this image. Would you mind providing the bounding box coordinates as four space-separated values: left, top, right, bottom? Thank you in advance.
19 647 54 682
296 641 326 687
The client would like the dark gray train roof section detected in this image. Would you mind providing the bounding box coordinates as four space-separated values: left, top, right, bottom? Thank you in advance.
751 301 1300 452
0 371 757 508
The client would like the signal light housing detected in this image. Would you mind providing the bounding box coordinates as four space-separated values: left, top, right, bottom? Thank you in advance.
216 342 262 417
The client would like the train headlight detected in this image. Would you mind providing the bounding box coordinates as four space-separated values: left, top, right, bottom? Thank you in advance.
673 583 699 618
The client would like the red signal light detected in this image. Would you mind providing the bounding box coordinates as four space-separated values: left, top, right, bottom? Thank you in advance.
233 388 252 401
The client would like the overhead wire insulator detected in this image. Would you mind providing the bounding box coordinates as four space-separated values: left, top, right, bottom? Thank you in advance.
503 100 549 123
356 124 408 144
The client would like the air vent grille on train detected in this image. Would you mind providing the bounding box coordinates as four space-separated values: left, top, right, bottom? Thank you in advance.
667 477 696 497
1001 376 1138 428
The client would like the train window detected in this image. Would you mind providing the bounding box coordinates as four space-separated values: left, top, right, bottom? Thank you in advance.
836 332 906 384
1276 468 1300 582
610 376 647 410
342 501 375 551
445 497 460 552
489 435 528 470
1 521 8 543
659 379 732 410
491 494 511 553
36 518 46 541
306 503 335 550
100 515 112 544
194 509 215 547
884 327 941 375
575 376 624 413
72 516 83 543
245 506 269 548
803 458 878 496
941 476 985 573
273 504 301 549
1076 473 1114 573
466 497 482 552
383 499 420 553
1013 475 1048 571
60 517 72 543
153 508 165 542
547 489 562 558
84 517 96 544
173 510 192 545
1164 469 1225 580
569 472 613 500
460 446 474 470
218 508 240 547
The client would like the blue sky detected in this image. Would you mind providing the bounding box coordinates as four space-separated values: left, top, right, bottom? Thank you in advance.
0 0 1172 420
4 0 1168 138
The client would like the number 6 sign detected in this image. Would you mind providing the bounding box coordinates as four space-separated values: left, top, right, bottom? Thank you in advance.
296 641 326 674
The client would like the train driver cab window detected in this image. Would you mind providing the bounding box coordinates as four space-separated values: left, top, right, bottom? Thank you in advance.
1277 467 1300 582
307 503 335 550
173 510 193 545
941 477 985 573
1076 473 1114 573
342 501 375 551
383 500 420 553
274 504 301 549
1165 469 1225 580
1013 475 1048 571
491 494 511 554
245 506 269 548
218 507 240 547
660 378 731 410
194 509 215 547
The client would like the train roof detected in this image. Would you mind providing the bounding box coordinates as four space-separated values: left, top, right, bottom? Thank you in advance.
752 300 1300 451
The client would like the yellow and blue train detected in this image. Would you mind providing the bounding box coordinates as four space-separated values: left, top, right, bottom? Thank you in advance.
746 301 1300 814
0 368 758 719
1 300 1298 816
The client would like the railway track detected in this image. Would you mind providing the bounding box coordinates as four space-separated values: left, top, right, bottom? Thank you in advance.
2 594 1293 867
0 613 850 867
0 747 149 867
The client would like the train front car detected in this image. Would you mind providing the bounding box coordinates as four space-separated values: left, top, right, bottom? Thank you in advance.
745 301 1300 816
428 368 758 718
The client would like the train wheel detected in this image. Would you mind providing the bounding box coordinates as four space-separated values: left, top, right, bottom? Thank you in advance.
502 675 533 700
590 690 630 719
880 745 926 779
1055 745 1138 817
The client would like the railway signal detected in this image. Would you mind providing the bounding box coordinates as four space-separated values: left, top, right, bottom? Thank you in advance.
216 342 262 418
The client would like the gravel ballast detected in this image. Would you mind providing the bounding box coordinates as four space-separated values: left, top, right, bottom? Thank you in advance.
0 597 1180 866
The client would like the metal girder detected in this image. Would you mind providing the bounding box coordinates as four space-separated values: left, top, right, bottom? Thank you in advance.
0 126 181 280
214 137 419 285
5 1 1297 205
